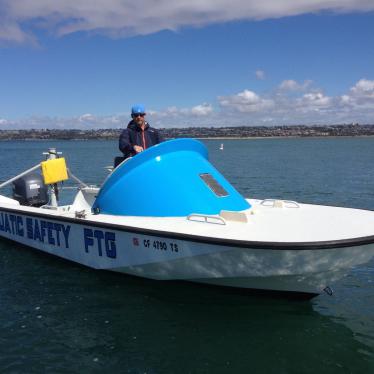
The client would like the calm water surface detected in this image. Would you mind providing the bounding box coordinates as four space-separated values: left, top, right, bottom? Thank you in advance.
0 138 373 373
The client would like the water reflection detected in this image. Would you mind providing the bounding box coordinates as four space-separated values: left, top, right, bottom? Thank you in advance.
0 240 373 373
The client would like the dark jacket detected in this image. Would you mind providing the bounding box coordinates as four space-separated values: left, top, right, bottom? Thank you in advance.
119 120 162 159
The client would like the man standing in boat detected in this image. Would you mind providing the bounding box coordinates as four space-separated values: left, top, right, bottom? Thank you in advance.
119 104 162 159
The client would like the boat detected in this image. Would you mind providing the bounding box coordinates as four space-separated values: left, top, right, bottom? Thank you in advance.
220 143 224 150
1 139 374 298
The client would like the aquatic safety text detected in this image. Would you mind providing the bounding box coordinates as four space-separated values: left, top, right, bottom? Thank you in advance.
0 212 71 248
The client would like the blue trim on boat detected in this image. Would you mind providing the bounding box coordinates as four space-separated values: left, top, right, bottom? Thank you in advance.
1 207 374 251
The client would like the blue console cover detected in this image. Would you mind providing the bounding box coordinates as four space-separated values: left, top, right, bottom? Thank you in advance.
93 139 250 217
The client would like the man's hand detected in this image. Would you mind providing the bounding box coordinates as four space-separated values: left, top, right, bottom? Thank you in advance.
133 145 144 153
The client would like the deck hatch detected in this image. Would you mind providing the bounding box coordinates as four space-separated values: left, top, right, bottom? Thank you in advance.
199 173 229 197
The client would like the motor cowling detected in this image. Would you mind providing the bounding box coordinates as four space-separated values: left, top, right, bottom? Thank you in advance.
12 173 48 207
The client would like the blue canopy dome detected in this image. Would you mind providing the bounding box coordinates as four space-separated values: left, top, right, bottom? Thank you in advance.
93 139 250 217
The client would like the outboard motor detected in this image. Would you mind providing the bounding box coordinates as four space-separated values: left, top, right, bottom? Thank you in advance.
12 173 48 207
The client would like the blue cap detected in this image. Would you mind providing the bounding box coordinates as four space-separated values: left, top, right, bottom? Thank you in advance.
131 104 145 115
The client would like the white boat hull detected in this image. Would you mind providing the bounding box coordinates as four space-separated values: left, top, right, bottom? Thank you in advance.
1 205 374 296
113 243 374 295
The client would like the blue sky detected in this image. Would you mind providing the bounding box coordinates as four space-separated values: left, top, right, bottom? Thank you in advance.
1 1 374 129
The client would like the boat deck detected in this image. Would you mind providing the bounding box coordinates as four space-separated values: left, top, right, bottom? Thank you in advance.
2 195 374 245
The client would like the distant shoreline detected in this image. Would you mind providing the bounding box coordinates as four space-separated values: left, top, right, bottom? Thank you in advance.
1 124 374 140
2 135 374 142
196 135 374 140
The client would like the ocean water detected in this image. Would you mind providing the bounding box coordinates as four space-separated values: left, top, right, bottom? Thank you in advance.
0 138 373 373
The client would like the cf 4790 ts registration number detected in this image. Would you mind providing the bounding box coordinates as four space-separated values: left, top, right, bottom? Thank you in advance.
132 237 179 252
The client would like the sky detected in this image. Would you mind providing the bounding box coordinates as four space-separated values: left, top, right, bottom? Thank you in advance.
1 0 374 129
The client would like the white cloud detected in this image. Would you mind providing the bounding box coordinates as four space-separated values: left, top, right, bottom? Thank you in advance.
191 103 213 116
2 79 374 128
78 113 103 124
164 106 185 116
150 103 214 118
79 113 96 122
350 78 374 98
219 89 274 113
340 94 352 105
147 103 216 127
0 114 128 129
296 92 332 110
1 0 374 43
255 70 265 80
0 23 32 44
279 80 299 91
279 79 312 91
215 79 374 124
338 79 374 111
